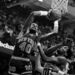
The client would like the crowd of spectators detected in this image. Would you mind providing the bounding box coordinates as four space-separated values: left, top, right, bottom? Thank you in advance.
0 5 33 75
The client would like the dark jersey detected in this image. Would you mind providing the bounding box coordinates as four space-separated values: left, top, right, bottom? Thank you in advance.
13 34 35 57
8 34 36 75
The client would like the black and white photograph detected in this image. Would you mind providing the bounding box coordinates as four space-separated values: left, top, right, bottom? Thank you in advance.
0 0 75 75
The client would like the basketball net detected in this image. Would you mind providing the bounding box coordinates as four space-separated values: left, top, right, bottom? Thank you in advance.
51 0 68 16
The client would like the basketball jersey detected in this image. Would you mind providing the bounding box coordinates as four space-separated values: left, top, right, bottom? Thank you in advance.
8 34 36 75
13 34 35 57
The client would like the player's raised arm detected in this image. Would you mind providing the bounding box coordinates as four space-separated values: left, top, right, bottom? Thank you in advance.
31 10 49 16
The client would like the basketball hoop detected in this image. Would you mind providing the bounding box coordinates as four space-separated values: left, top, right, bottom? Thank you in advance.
51 0 68 16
